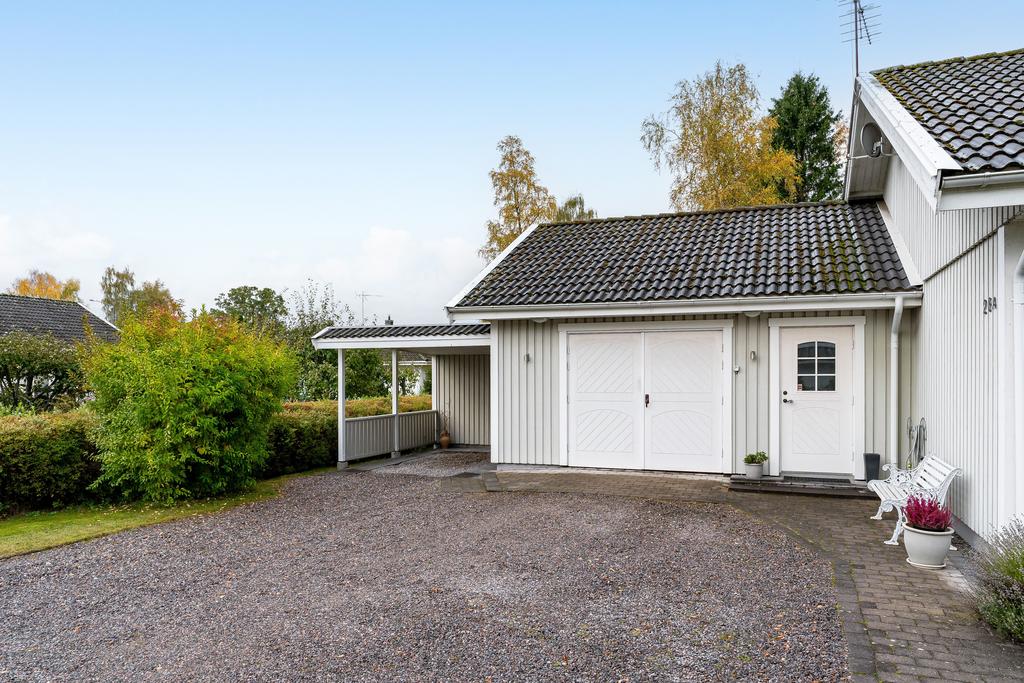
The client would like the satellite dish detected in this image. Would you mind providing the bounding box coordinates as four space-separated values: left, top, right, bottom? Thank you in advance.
859 121 884 157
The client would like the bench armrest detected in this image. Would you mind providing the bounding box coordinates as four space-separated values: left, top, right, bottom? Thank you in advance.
879 462 916 486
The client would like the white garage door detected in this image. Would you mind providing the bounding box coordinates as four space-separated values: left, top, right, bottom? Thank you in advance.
567 329 724 472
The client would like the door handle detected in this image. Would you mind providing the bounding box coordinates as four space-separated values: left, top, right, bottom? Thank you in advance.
782 398 793 404
644 393 650 407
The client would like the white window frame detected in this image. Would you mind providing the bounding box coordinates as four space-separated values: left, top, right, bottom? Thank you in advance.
768 316 866 479
557 319 734 473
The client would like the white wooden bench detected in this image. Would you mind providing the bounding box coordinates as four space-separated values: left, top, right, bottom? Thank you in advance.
867 455 961 545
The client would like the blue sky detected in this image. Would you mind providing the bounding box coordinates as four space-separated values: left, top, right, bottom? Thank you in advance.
2 2 1021 323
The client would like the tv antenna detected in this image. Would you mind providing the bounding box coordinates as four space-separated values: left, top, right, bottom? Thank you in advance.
840 0 881 75
355 291 383 326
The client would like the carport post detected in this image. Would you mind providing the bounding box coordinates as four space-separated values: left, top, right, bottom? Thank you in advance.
337 349 347 469
391 349 400 458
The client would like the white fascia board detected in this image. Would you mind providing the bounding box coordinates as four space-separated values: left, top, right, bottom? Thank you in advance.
311 335 491 350
444 223 540 314
938 181 1024 211
447 292 922 321
857 73 962 209
876 200 923 287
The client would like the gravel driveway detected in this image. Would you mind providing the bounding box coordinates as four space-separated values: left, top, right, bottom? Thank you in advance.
1 469 846 682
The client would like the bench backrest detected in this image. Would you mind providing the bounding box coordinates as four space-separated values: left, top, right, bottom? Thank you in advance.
910 455 962 502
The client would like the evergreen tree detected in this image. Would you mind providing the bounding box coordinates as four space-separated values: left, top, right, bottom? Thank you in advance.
769 73 844 202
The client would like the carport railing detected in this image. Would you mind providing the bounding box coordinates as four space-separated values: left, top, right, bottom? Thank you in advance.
345 410 437 460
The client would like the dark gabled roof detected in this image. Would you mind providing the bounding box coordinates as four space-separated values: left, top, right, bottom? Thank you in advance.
452 201 915 309
873 48 1024 174
0 294 119 343
314 323 490 340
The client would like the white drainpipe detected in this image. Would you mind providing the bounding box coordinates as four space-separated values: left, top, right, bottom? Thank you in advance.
1015 252 1024 516
889 295 906 467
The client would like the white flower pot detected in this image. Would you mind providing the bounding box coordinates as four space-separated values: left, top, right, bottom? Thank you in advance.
903 526 954 569
744 463 764 480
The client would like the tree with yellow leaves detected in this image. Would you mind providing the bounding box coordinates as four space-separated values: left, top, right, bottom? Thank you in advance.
478 136 557 261
641 61 798 211
7 270 81 301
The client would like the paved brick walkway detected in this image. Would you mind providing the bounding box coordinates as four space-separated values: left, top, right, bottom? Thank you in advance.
485 467 1024 682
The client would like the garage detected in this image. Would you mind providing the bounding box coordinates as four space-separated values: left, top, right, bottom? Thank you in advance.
563 324 731 473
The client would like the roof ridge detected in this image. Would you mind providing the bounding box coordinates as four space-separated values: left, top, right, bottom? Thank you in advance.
0 292 83 304
872 46 1024 75
537 200 861 229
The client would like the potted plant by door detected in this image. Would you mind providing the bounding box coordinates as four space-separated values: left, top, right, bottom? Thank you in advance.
743 451 768 480
903 496 955 569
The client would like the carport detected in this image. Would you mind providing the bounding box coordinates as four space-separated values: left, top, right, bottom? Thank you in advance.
311 323 491 466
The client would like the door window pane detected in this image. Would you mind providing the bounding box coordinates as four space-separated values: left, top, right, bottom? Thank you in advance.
795 341 837 392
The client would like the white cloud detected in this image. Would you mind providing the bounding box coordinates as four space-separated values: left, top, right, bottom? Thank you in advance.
0 213 113 289
309 226 483 324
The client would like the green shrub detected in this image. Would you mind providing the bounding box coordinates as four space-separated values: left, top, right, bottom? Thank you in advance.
0 411 101 513
972 517 1024 642
84 309 296 504
0 332 87 412
281 396 432 417
264 404 338 477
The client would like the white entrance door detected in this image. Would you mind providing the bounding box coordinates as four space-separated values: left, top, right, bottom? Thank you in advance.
567 332 644 469
778 326 854 476
644 330 723 472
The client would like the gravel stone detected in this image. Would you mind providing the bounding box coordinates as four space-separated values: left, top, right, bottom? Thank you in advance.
0 470 847 682
372 451 490 478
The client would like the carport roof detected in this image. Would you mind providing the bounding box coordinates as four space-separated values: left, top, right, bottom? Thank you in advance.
311 323 490 352
314 323 489 340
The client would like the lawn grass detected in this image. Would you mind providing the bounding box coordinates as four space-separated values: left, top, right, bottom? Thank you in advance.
0 468 331 560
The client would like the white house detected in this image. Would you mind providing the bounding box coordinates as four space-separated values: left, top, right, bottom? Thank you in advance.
313 47 1024 541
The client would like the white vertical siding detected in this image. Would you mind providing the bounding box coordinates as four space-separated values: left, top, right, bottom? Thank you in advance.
883 160 1021 537
883 156 1022 278
434 354 490 445
492 310 908 470
917 235 1002 535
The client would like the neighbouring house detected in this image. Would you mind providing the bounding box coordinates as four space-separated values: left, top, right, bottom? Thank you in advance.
0 294 119 343
313 47 1024 541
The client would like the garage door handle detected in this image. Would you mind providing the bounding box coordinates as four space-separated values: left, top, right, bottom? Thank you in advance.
644 393 650 407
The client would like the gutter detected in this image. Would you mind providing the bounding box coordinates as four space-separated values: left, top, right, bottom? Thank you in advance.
889 294 905 468
941 168 1024 190
1015 250 1024 517
447 291 923 321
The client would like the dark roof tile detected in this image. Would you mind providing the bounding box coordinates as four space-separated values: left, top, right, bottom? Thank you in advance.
873 48 1024 174
0 295 118 343
315 323 489 340
452 201 915 309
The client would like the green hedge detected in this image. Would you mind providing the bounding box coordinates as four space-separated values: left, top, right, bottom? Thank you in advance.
0 403 339 514
0 411 101 514
264 404 338 477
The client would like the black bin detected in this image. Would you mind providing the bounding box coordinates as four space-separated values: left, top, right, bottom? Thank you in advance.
863 453 881 482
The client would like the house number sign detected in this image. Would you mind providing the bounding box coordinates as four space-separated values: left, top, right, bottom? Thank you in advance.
983 296 997 315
